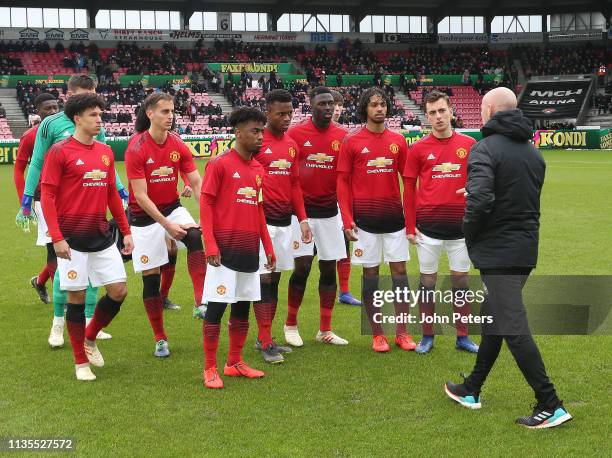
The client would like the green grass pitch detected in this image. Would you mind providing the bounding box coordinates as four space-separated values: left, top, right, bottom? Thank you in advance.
0 150 610 456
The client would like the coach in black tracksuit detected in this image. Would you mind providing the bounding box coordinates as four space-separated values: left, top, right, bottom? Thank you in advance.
445 88 571 428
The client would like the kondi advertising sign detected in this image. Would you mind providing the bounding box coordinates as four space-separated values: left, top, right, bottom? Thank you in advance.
518 80 591 119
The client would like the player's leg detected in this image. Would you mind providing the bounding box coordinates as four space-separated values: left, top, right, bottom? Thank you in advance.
202 301 227 389
31 203 54 304
48 269 66 348
414 237 443 354
57 249 95 381
254 272 283 364
383 229 415 351
337 233 361 306
224 301 264 379
160 238 180 311
284 255 312 346
313 216 349 345
83 285 111 340
446 239 479 353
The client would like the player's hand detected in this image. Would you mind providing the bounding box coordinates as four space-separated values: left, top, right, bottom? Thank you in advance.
122 234 134 255
181 185 193 198
456 187 468 197
344 223 358 242
164 221 188 240
265 254 276 272
300 221 313 244
16 195 37 233
407 228 420 245
53 240 71 260
207 254 221 267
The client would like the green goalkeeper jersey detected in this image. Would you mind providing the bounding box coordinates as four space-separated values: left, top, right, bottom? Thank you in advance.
23 111 125 197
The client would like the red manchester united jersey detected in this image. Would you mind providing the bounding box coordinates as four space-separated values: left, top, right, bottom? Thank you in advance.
41 137 119 252
254 129 300 227
125 130 196 225
403 131 476 239
287 119 347 218
337 127 408 234
202 149 265 273
15 126 39 199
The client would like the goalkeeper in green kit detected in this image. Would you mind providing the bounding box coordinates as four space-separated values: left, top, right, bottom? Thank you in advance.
16 75 129 348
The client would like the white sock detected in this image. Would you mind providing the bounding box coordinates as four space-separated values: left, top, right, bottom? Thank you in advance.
53 316 64 326
86 317 92 327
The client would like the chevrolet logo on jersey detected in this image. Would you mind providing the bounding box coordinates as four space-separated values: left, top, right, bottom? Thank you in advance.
237 187 258 199
270 159 292 170
432 162 461 173
307 153 334 163
367 157 394 168
151 166 174 177
83 169 107 181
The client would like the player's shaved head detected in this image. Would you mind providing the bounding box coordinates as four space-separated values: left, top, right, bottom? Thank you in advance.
481 87 518 124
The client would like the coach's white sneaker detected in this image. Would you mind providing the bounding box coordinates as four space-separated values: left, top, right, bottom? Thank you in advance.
84 339 105 367
75 365 96 381
48 324 64 348
316 330 348 346
96 330 112 340
284 325 304 347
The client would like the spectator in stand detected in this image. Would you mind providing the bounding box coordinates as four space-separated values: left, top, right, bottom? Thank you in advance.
0 104 5 118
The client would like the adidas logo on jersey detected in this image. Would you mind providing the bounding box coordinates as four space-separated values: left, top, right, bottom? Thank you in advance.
76 159 84 165
233 172 241 178
303 141 312 147
427 153 436 160
147 158 154 164
361 147 370 154
264 148 273 154
63 131 70 137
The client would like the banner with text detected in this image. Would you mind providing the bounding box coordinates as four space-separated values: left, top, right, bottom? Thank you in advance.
518 80 591 119
207 63 295 73
0 74 72 88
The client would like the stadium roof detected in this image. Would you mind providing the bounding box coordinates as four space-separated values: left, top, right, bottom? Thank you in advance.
3 0 611 20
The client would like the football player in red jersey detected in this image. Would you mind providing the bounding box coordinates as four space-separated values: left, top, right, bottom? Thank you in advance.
126 93 205 359
40 93 133 381
14 93 59 304
337 87 417 353
252 89 312 364
200 107 275 389
404 90 479 354
284 87 349 347
330 89 362 307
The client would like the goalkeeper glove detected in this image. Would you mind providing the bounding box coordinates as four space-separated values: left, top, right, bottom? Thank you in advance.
16 194 37 232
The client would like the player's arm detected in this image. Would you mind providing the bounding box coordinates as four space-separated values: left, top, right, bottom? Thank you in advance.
131 178 187 240
336 139 357 240
13 141 30 204
40 148 69 259
180 142 200 205
258 195 276 272
184 170 201 208
180 170 193 197
462 143 495 242
402 142 420 242
107 159 133 255
200 161 221 266
289 154 311 243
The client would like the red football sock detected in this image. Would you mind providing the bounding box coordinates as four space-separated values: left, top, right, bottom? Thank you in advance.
187 250 207 305
419 283 436 336
160 262 176 299
453 287 471 337
319 285 336 332
144 296 167 341
85 295 122 341
227 317 249 366
253 302 273 348
203 321 221 370
66 303 88 365
286 284 305 327
337 258 351 293
37 265 50 287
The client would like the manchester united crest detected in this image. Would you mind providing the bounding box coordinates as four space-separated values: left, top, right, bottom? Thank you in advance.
288 146 296 158
217 285 226 295
170 151 180 162
293 241 300 250
101 154 110 166
390 143 399 154
331 140 341 152
456 148 467 159
354 249 363 258
67 270 77 280
140 255 149 264
256 175 262 187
